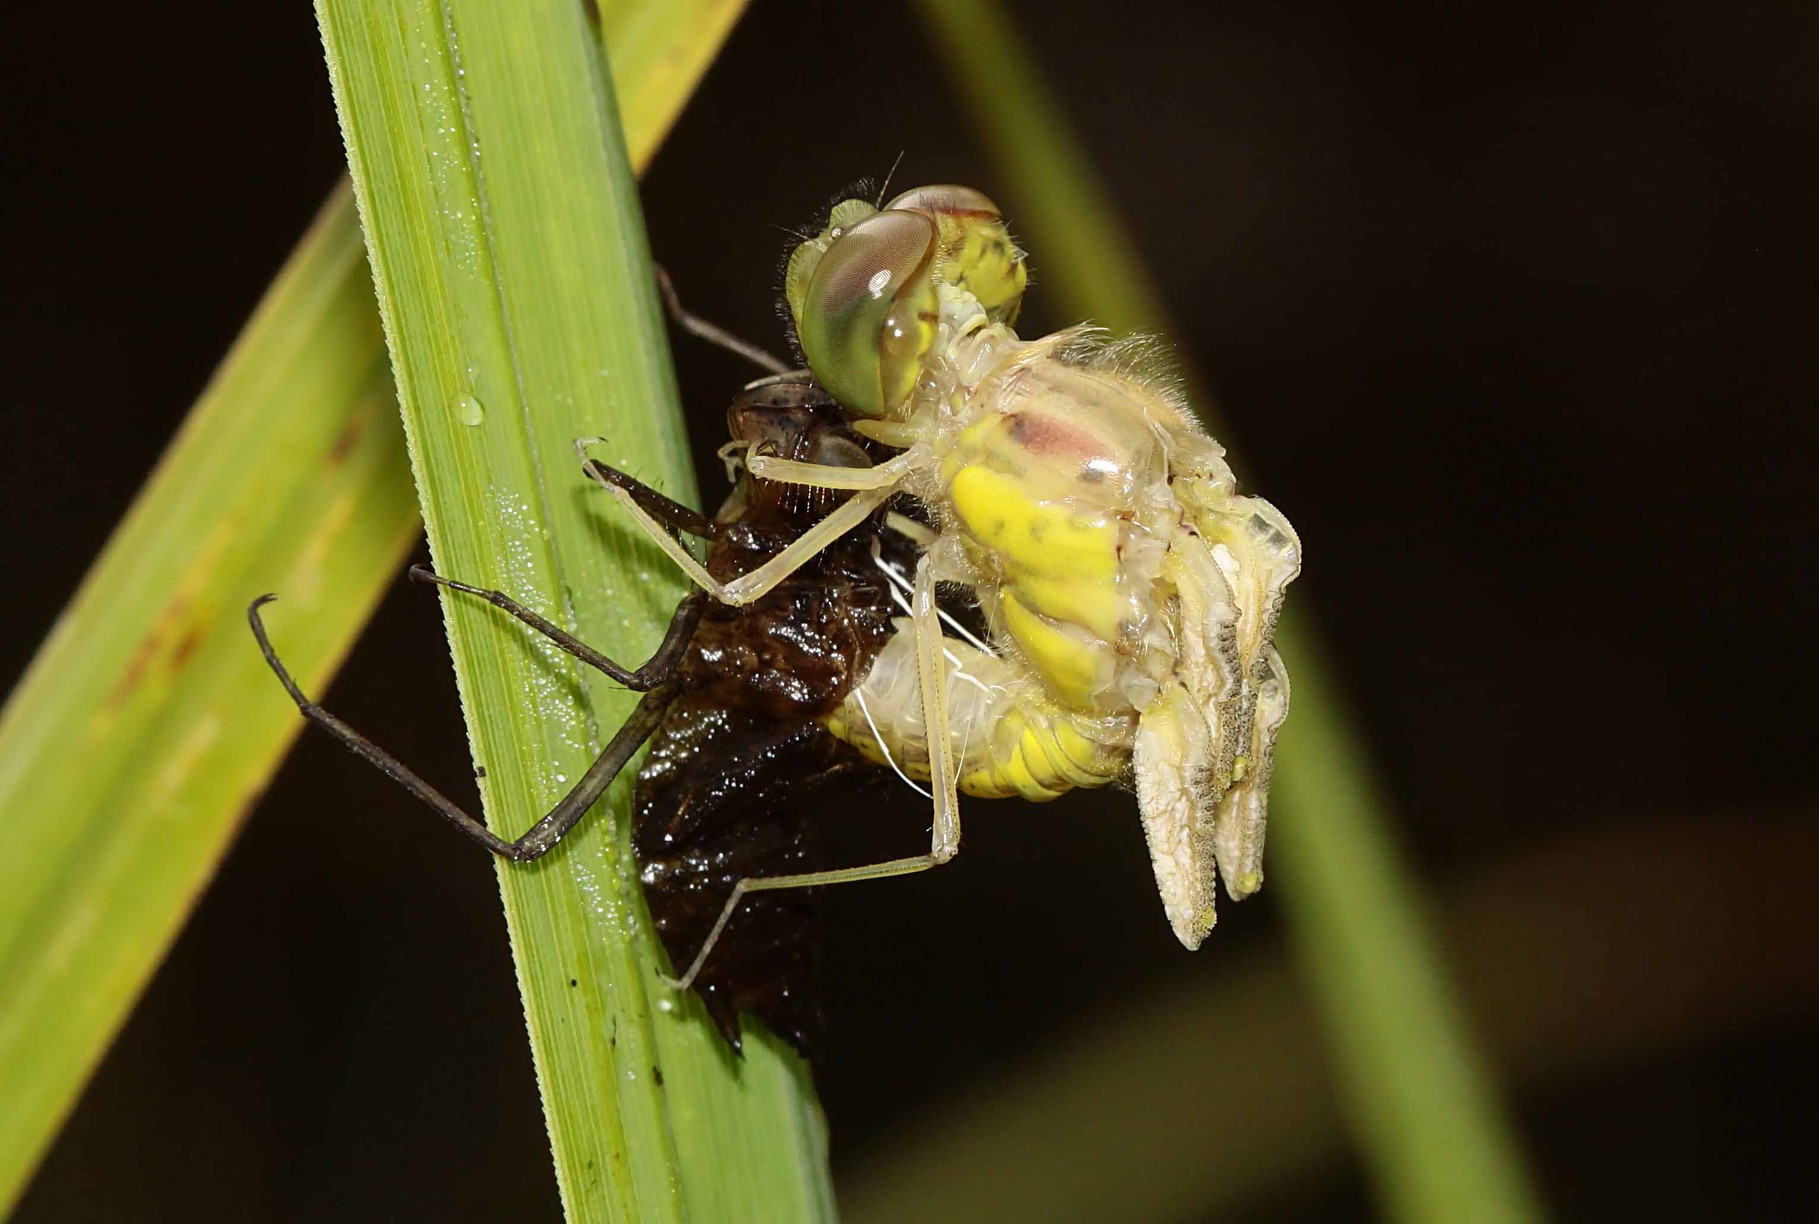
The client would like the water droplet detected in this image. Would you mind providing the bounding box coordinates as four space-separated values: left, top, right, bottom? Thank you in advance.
454 394 485 425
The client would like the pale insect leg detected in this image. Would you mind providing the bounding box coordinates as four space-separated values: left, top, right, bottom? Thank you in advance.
581 448 906 605
665 557 968 993
880 584 972 671
883 511 937 548
664 853 949 992
744 450 918 491
913 552 963 858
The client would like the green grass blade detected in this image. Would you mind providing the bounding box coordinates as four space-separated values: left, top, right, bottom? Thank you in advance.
601 0 749 172
315 1 828 1219
1269 656 1544 1222
845 816 1814 1219
914 1 1545 1219
0 4 774 1214
0 196 416 1212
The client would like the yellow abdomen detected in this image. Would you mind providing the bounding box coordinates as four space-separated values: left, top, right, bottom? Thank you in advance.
822 626 1130 803
936 354 1181 717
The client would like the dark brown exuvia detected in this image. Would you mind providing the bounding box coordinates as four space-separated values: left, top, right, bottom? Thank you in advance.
630 380 902 1054
249 379 903 1058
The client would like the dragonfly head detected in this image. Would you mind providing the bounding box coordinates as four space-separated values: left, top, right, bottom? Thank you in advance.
786 184 1028 418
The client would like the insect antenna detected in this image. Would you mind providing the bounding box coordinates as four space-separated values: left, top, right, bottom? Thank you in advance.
874 150 906 208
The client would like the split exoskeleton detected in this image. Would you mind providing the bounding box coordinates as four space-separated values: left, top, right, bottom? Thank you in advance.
252 380 908 1054
612 186 1301 949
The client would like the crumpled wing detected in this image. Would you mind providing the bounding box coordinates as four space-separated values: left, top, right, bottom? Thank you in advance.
1133 680 1218 948
1140 481 1300 948
1181 489 1302 902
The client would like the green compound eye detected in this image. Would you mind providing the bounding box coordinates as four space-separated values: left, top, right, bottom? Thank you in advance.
788 209 940 417
783 197 882 327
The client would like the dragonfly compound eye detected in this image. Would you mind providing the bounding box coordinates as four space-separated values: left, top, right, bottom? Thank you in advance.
787 208 940 417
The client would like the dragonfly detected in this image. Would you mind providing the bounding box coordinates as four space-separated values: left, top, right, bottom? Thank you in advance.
250 376 906 1054
607 185 1302 954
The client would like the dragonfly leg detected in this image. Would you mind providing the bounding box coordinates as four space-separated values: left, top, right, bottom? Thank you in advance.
247 588 698 861
654 264 792 376
576 446 718 539
664 853 949 992
408 566 705 689
882 510 937 548
911 551 963 860
745 449 918 492
597 475 902 606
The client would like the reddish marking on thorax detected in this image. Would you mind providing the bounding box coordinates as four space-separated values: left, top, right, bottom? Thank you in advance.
1005 410 1110 465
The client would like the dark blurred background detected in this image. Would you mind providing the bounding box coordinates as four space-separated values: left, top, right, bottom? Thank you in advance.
5 1 1817 1219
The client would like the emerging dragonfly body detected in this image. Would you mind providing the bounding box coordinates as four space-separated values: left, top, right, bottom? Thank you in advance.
255 183 1303 1052
753 185 1303 947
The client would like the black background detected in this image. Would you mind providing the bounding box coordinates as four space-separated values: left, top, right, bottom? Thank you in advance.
5 1 1817 1219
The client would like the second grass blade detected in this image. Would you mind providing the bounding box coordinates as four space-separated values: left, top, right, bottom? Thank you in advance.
914 1 1544 1220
